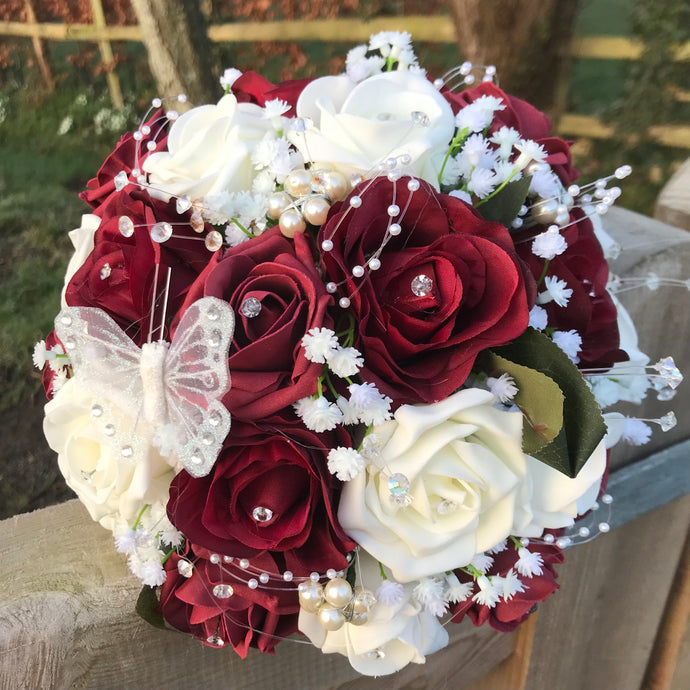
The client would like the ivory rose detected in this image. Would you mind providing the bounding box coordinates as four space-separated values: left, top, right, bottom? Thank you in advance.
143 94 275 202
287 71 455 188
339 389 607 582
43 378 175 531
298 551 449 676
338 389 527 582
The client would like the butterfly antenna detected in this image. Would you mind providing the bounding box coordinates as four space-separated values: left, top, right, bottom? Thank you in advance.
158 266 173 342
147 261 161 344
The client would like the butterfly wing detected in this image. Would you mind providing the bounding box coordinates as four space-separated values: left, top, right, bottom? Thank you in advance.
163 297 234 478
54 307 147 463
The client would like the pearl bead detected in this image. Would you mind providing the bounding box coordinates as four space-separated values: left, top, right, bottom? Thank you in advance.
388 223 401 236
339 297 351 308
349 611 368 626
302 196 331 226
352 265 365 278
324 577 353 608
285 168 312 197
283 571 293 582
349 196 362 208
387 204 400 217
317 603 347 631
369 258 381 271
279 208 307 238
326 282 337 293
298 583 325 613
322 171 349 201
531 198 559 225
407 178 420 192
267 192 292 219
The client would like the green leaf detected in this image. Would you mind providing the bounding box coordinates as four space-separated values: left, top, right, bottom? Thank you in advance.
135 585 167 630
483 352 564 455
475 176 532 228
490 328 606 477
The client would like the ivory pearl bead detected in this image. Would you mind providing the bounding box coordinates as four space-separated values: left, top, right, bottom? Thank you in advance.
324 577 353 608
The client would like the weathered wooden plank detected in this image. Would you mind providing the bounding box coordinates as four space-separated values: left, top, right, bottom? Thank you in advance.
655 158 690 231
525 495 690 690
607 441 690 529
0 500 512 690
641 524 690 690
603 207 690 471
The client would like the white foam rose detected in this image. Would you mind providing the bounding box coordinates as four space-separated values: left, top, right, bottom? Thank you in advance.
512 440 607 536
143 94 274 202
287 71 455 189
298 551 448 676
60 213 101 309
43 378 175 531
338 389 528 582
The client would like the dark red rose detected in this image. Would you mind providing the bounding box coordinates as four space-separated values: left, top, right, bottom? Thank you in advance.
167 418 356 575
516 211 627 369
231 71 312 116
65 187 216 346
317 177 534 405
174 226 332 421
450 541 565 632
445 82 579 186
80 109 169 213
159 543 299 656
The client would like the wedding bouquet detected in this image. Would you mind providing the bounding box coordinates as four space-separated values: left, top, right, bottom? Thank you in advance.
35 32 682 676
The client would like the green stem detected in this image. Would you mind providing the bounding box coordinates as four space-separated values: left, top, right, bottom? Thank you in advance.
461 564 484 580
509 535 525 550
161 548 175 565
379 561 387 579
231 217 254 239
322 368 340 399
438 127 469 185
536 259 551 287
132 504 149 530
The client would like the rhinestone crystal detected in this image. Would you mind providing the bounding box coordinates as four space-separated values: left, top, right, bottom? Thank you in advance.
411 274 433 297
118 216 134 238
213 584 234 599
150 222 173 243
251 506 274 523
388 473 412 506
240 297 262 318
205 230 223 251
100 263 111 280
114 171 128 191
206 633 225 647
437 499 458 515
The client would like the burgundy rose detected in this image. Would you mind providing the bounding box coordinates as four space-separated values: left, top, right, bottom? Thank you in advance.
516 211 626 369
174 227 332 421
80 109 170 213
450 542 565 632
318 177 534 405
65 187 215 346
231 71 312 116
445 82 579 186
159 543 299 656
167 418 356 575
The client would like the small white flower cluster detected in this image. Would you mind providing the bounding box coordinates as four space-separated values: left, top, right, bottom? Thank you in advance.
219 67 243 92
486 372 519 404
295 328 392 480
33 340 70 392
375 543 540 616
112 503 183 588
345 31 419 83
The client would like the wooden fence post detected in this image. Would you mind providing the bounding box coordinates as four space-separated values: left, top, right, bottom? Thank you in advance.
23 0 53 91
89 0 124 110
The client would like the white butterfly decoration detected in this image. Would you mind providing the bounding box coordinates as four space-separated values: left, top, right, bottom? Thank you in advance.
55 297 234 478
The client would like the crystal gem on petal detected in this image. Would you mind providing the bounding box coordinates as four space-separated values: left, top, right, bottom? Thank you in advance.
252 506 274 523
118 216 134 238
411 111 430 127
114 171 128 191
150 222 173 243
176 196 192 214
177 559 194 578
437 499 458 515
206 633 225 647
366 648 386 660
205 230 223 252
99 263 111 280
240 297 262 318
411 274 433 297
213 584 234 599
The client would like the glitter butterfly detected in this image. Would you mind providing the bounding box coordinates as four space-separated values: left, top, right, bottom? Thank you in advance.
55 297 234 478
